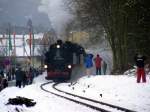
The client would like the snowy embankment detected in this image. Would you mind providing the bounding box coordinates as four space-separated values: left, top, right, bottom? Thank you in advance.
0 70 150 112
58 74 150 112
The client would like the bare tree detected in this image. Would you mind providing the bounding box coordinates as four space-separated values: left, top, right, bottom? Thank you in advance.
65 0 150 73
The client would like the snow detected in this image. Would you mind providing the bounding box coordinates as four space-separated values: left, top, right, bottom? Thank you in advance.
0 41 149 111
0 69 150 112
0 40 149 111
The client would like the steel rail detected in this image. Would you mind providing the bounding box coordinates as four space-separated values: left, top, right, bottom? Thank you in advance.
40 82 110 112
53 83 135 112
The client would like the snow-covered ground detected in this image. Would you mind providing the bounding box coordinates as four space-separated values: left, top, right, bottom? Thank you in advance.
0 70 150 112
0 43 149 112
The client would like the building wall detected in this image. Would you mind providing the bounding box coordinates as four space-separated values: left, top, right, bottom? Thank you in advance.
69 31 89 45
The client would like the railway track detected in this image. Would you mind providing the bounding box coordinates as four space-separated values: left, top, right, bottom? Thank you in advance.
40 82 135 112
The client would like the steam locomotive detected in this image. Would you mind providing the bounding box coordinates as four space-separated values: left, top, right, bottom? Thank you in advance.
45 40 85 81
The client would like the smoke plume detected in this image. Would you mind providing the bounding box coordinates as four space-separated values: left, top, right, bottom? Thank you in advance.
39 0 74 39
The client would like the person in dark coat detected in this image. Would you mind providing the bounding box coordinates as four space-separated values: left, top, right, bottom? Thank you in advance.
22 71 27 87
29 67 35 84
94 54 102 75
1 78 8 89
15 67 23 88
0 76 8 90
0 70 4 78
145 63 150 75
84 54 93 75
134 53 146 83
6 71 11 81
12 67 15 80
0 75 2 91
103 60 107 75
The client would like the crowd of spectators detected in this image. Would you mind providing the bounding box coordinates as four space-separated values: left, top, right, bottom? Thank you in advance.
0 66 43 90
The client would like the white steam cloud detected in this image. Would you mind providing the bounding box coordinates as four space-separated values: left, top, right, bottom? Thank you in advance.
39 0 74 39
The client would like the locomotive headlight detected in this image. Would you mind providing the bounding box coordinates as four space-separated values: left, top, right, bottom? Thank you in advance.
67 65 72 69
44 65 48 69
56 45 60 49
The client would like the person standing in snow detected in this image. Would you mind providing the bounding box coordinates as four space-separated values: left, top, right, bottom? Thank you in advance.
0 75 2 91
84 54 93 75
1 77 8 89
134 53 147 83
22 70 27 87
0 75 8 90
0 70 4 78
94 54 102 75
15 67 23 88
11 67 15 80
145 62 150 75
102 60 107 75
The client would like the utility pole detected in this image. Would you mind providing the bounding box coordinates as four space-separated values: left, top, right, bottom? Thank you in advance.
32 30 35 67
13 26 16 72
27 19 33 67
7 22 12 80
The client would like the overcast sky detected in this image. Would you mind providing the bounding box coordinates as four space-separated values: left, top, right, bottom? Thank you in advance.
0 0 50 27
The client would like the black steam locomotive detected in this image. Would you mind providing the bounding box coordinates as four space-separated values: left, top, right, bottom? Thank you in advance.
45 40 85 80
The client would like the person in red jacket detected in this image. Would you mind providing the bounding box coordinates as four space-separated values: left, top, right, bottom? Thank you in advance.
94 54 102 75
134 53 146 83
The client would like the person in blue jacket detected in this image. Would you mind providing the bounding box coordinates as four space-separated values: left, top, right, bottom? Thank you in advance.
84 54 93 75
